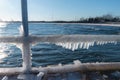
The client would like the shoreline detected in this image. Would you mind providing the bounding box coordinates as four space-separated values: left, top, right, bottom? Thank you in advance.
1 22 120 27
29 22 120 27
51 23 120 27
30 22 120 27
78 23 120 27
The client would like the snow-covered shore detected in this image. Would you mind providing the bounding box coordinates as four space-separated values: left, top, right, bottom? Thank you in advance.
79 23 120 27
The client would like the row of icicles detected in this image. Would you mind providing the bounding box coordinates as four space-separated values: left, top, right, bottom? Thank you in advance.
55 41 117 51
18 25 118 51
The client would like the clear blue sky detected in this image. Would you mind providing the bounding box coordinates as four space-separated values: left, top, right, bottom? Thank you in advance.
0 0 120 21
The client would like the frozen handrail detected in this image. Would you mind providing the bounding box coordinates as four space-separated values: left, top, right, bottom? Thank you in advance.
0 61 120 75
32 61 120 74
0 35 119 43
31 35 120 43
0 35 120 51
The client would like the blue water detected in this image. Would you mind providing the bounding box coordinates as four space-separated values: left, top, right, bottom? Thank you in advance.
0 23 120 67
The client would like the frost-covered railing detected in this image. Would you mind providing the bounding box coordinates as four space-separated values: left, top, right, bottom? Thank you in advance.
0 0 120 80
0 35 120 74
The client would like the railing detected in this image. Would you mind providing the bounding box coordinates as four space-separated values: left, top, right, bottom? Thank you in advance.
0 0 120 80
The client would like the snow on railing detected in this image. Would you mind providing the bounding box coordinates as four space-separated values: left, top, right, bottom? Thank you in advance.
31 35 120 51
0 35 120 73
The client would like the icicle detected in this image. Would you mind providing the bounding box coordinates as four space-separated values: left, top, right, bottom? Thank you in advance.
37 72 44 80
86 42 90 49
96 41 100 45
83 42 87 49
75 43 79 50
96 41 117 46
55 40 118 51
72 43 76 51
68 43 72 49
65 43 69 49
79 42 83 49
2 76 8 80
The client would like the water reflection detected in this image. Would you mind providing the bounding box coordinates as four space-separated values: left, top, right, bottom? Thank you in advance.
0 22 22 67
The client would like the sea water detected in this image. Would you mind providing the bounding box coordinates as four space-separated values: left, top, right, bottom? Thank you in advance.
0 22 120 67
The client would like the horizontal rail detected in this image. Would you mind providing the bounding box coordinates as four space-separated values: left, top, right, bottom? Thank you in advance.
32 61 120 74
0 68 23 75
0 35 120 75
31 35 120 43
0 61 120 75
0 35 120 43
0 36 32 43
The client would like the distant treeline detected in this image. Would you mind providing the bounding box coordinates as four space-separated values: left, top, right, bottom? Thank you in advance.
1 14 120 23
42 14 120 23
79 14 120 23
53 14 120 23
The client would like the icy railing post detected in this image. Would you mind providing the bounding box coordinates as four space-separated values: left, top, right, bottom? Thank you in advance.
21 0 31 72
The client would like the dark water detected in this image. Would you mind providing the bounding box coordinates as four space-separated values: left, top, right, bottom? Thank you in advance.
0 23 120 67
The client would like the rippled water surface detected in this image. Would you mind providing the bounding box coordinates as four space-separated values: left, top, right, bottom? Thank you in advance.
0 23 120 67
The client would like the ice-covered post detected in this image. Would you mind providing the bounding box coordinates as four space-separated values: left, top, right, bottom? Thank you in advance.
21 0 31 72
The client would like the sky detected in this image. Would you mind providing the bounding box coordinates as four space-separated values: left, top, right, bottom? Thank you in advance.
0 0 120 21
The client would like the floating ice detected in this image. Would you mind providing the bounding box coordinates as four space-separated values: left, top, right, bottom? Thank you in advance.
55 41 117 51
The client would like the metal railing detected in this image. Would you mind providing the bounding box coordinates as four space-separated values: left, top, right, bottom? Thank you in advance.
0 0 120 80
